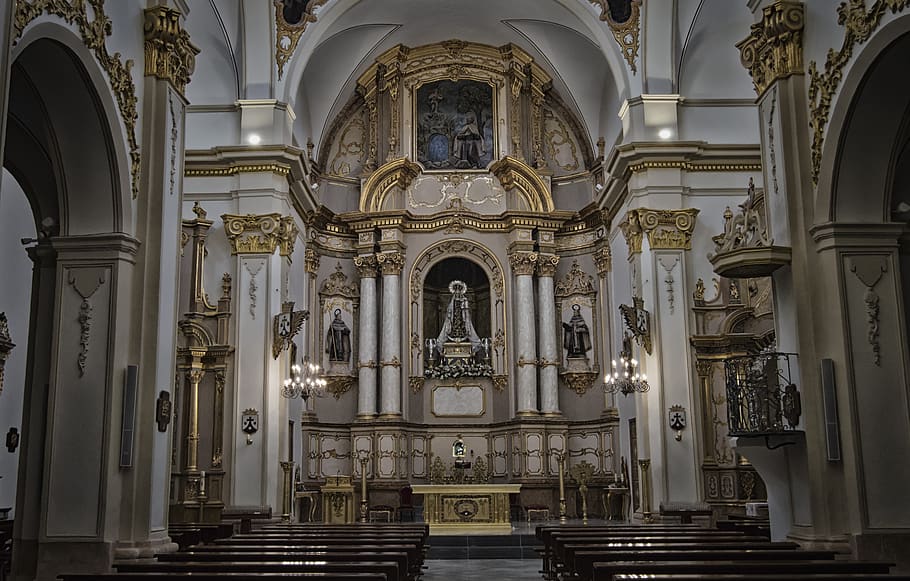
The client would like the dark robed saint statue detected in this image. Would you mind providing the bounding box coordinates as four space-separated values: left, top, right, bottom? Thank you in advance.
325 308 351 362
562 304 592 358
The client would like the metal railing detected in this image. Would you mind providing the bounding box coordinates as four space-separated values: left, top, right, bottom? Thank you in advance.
724 352 801 436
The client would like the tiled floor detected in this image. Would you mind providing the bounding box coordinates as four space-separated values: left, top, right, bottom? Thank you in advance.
423 558 541 580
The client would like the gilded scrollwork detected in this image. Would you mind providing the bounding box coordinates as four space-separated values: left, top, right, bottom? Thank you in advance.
0 314 15 396
328 113 367 177
589 0 642 74
543 107 580 172
622 208 699 253
274 0 329 80
377 251 405 276
14 0 142 199
508 251 538 276
807 0 910 184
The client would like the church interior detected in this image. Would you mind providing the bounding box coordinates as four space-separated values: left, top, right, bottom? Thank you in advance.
1 0 910 579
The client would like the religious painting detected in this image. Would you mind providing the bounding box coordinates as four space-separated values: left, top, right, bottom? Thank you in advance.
415 79 495 170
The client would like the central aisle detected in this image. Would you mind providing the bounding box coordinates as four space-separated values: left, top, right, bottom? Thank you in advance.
423 559 540 581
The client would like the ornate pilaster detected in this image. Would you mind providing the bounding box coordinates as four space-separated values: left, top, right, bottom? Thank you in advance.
278 216 298 257
184 367 205 472
736 0 804 98
509 250 539 415
222 213 285 255
143 6 199 97
378 251 405 417
536 255 560 415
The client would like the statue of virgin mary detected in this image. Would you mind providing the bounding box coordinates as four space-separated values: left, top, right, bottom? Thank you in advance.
436 280 481 352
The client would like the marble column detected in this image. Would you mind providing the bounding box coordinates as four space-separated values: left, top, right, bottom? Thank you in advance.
355 255 379 419
510 251 539 416
378 251 404 418
537 254 560 415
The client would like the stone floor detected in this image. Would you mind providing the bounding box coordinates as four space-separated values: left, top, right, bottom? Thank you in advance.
423 558 541 581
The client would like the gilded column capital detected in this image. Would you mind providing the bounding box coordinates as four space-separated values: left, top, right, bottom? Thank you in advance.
593 247 612 275
278 216 298 257
354 255 379 278
736 0 804 97
536 254 560 277
304 248 320 276
222 213 286 254
143 6 200 96
508 251 538 276
621 208 700 253
377 251 405 276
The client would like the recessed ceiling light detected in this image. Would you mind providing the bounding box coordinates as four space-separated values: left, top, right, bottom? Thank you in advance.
247 134 262 145
658 128 673 140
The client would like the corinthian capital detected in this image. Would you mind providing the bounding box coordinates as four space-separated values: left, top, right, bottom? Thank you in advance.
143 6 200 95
377 251 405 276
736 0 804 97
621 208 699 253
222 213 286 255
536 254 560 277
508 251 538 276
354 255 379 278
304 248 320 276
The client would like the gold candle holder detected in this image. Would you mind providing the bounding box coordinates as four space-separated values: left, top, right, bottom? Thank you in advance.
280 461 293 523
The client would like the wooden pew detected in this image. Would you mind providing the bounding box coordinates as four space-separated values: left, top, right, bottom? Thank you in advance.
158 551 411 581
114 559 401 581
591 559 896 581
612 575 910 581
572 548 838 581
60 573 388 581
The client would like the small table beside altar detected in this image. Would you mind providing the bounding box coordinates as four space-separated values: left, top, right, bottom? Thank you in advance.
411 483 521 534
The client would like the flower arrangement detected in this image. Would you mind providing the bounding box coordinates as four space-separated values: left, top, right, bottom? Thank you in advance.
424 360 493 379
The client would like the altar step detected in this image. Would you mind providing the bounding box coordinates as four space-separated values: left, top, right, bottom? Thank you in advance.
427 533 541 560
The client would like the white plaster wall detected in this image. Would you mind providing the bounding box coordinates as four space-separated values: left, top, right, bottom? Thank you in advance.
0 170 36 518
185 0 241 105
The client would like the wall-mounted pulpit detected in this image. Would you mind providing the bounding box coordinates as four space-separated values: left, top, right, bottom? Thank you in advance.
320 475 355 523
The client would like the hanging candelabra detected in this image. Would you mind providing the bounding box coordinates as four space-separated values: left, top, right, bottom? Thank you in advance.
604 336 650 396
281 358 327 401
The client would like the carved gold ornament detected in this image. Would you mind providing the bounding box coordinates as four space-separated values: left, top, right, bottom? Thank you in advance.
377 251 405 276
143 6 199 96
508 251 538 276
593 247 612 275
0 314 15 396
274 0 329 81
590 0 642 74
808 0 910 184
621 208 699 253
354 254 379 278
409 376 426 394
14 0 141 199
536 254 560 278
304 247 321 275
359 158 422 213
326 375 356 399
560 371 599 396
489 156 555 213
222 213 296 255
555 260 596 297
272 301 309 359
736 0 805 98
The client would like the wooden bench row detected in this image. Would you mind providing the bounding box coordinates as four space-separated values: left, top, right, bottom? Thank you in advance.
536 523 905 581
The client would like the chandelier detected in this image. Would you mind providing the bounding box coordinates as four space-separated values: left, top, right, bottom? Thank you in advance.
604 337 650 396
281 358 327 401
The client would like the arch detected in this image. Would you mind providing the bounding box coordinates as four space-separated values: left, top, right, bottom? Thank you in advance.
359 157 422 213
12 23 134 234
815 16 910 225
408 239 508 375
489 156 556 213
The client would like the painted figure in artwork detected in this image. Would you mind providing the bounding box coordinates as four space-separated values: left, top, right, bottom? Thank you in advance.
454 111 485 169
562 304 592 358
325 308 351 362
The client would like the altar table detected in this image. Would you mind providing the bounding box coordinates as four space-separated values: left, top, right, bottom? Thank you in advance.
411 483 521 534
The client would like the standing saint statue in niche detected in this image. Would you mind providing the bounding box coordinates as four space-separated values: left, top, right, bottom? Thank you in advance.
562 304 592 358
325 308 351 362
454 112 485 169
436 280 481 352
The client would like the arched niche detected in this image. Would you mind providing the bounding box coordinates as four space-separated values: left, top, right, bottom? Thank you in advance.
408 239 507 376
423 257 492 345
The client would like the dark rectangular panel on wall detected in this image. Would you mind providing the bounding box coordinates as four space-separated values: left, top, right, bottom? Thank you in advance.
119 365 139 468
820 358 841 462
629 418 639 511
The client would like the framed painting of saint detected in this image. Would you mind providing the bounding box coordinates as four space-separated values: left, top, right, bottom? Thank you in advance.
415 79 495 170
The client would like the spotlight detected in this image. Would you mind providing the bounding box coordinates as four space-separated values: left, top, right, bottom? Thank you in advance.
658 128 673 140
247 134 262 145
